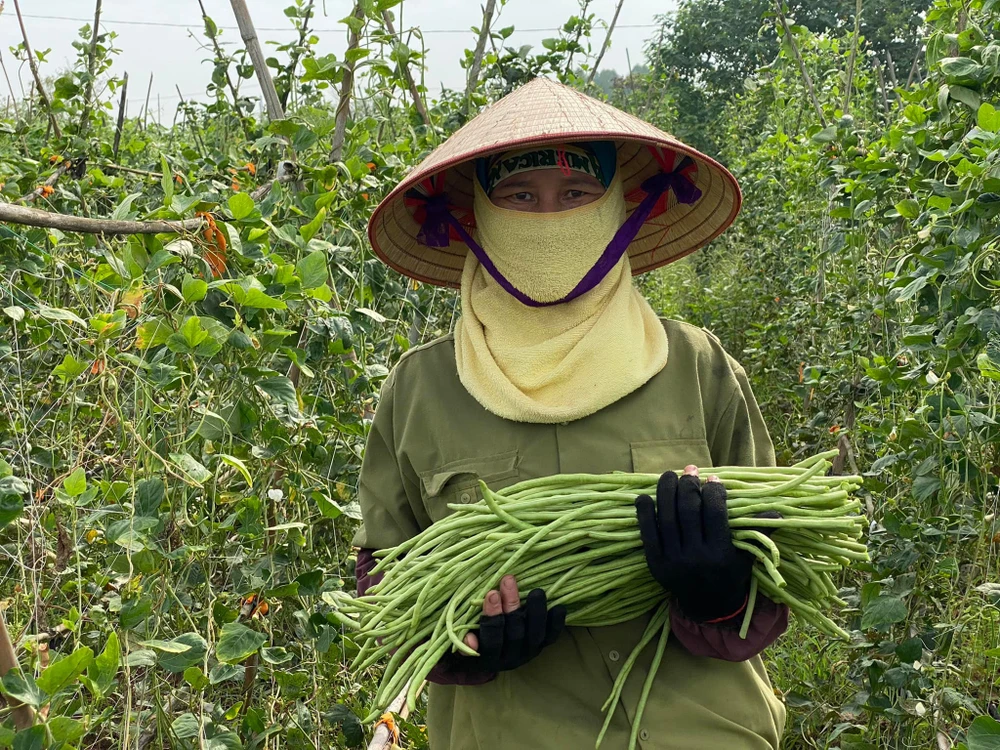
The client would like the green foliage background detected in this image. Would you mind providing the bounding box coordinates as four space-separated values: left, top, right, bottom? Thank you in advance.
0 0 999 747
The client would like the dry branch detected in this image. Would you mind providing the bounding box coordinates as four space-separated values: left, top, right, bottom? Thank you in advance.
20 161 71 204
198 0 254 140
587 0 625 86
842 0 863 114
465 0 498 111
230 0 285 122
382 12 431 127
12 0 62 139
0 609 34 731
78 0 104 135
330 3 366 162
0 202 204 235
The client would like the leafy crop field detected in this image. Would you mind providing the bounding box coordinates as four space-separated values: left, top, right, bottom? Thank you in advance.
0 0 999 748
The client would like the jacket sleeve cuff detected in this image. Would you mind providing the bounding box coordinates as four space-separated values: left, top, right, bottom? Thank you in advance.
356 548 496 686
670 596 789 662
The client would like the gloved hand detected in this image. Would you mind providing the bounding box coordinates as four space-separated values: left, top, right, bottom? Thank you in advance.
446 575 566 674
635 466 779 624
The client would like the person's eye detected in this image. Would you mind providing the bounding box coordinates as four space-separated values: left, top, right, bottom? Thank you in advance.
566 190 586 199
512 192 533 201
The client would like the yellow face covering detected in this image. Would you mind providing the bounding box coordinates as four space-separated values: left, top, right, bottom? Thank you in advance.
455 174 669 424
471 172 627 304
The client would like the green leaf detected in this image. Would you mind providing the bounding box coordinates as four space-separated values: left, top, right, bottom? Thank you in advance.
184 665 210 691
242 288 287 310
894 199 920 219
861 595 908 630
62 467 86 497
136 318 174 349
182 273 208 303
968 716 1000 750
229 193 255 221
11 726 46 750
161 155 174 203
296 250 328 289
37 646 94 695
216 621 267 664
0 495 23 529
940 57 987 83
87 631 121 698
135 477 164 517
111 192 143 221
1 670 47 707
53 353 89 383
217 454 253 486
153 633 207 673
949 84 981 110
4 305 25 322
37 305 86 327
299 208 327 243
172 713 202 739
48 715 86 743
979 102 1000 133
260 646 294 665
169 452 212 485
811 124 838 143
344 47 371 63
255 376 298 410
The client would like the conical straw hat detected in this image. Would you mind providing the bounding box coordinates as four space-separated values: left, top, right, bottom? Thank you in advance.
368 77 741 288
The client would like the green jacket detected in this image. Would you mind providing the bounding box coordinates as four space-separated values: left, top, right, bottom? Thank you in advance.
354 319 786 749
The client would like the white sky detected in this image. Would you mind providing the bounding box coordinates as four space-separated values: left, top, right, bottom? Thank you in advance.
1 1 672 122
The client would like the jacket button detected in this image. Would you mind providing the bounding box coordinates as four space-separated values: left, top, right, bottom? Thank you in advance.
608 649 620 662
639 729 650 741
460 492 472 503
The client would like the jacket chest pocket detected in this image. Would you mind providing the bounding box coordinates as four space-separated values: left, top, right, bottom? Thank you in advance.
418 450 521 523
630 438 714 473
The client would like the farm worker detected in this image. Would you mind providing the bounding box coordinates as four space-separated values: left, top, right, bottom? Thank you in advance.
354 77 788 749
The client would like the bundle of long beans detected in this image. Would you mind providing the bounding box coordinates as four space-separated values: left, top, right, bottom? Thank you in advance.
328 449 867 748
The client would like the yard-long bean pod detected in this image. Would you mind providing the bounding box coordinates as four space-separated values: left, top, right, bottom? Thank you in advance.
325 450 867 750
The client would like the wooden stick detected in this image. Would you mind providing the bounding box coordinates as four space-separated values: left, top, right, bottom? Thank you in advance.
885 49 899 89
113 72 128 159
382 11 430 126
366 681 416 750
0 609 35 731
905 44 921 88
587 0 625 85
465 0 497 112
229 0 285 122
12 0 62 139
20 161 71 204
873 57 890 114
773 1 827 126
140 72 153 128
842 0 863 114
0 202 204 235
78 0 104 135
330 3 365 162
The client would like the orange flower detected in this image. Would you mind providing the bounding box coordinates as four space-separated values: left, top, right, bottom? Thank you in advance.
39 185 55 197
246 162 257 176
174 174 183 184
196 211 228 278
227 167 237 174
361 193 369 201
49 154 61 163
231 181 241 192
366 162 376 171
91 359 106 375
829 425 841 434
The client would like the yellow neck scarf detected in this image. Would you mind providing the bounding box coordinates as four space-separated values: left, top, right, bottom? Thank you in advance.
454 251 669 424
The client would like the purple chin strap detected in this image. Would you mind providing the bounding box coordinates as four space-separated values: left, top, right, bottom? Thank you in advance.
407 157 703 307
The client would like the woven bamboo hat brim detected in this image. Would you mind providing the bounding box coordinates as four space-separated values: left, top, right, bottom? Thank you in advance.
368 77 741 288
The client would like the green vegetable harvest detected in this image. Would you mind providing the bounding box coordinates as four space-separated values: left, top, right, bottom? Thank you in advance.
328 449 867 748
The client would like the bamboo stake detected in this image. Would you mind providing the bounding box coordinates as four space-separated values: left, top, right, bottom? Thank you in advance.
140 72 154 128
279 0 315 110
382 11 430 126
366 681 417 750
113 72 128 159
842 0 863 114
78 0 103 135
229 0 285 122
12 0 62 139
0 202 204 234
905 44 921 88
587 0 625 86
330 3 365 162
873 58 890 114
465 0 497 113
0 609 35 731
773 0 827 127
885 49 899 90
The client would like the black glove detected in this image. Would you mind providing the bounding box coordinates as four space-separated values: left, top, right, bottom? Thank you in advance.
447 589 566 673
635 471 777 624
